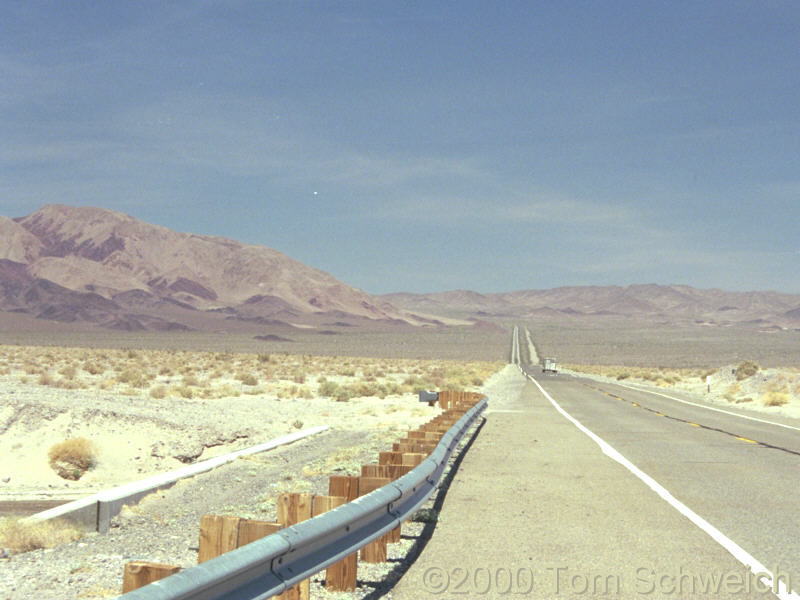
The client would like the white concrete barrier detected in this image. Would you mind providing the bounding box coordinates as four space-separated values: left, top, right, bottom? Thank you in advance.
26 426 329 533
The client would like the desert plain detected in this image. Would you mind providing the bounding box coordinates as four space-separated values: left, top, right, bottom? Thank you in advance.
0 319 799 599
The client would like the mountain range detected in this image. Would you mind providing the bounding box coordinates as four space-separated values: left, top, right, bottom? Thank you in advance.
1 204 799 333
0 205 418 331
382 286 800 330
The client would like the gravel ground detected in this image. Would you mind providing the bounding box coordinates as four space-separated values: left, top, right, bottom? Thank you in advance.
0 366 518 599
1 427 390 599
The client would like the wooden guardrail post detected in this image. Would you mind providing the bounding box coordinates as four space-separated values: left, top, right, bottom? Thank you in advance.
357 476 392 562
402 452 426 467
327 476 359 591
122 562 181 593
277 493 313 600
198 515 283 563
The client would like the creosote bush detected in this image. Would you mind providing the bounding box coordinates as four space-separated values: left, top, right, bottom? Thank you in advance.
735 361 760 381
48 437 97 480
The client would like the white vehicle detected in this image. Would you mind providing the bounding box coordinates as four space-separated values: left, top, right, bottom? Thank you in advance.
542 357 558 374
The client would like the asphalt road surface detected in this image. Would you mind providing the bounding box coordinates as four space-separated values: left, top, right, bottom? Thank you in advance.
392 350 799 598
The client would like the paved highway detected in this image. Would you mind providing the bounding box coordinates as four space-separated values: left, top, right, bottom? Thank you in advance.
393 326 799 599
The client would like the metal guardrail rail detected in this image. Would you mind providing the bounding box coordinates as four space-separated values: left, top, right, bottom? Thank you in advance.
118 397 487 600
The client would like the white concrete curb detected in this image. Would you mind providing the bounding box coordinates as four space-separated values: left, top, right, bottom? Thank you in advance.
25 426 329 533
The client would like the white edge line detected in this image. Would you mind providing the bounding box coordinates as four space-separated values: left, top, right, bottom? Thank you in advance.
527 373 799 600
612 381 800 433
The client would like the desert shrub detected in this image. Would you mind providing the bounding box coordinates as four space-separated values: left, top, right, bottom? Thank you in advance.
317 380 352 401
296 386 314 399
237 373 258 386
48 438 97 480
177 386 194 399
403 375 421 386
149 385 168 399
735 361 759 381
82 362 104 375
182 374 200 387
318 380 340 397
58 365 77 380
292 419 304 429
38 371 56 386
118 369 149 388
55 379 84 390
760 391 790 407
334 387 352 402
215 384 240 398
411 508 438 523
350 382 379 398
257 353 271 363
723 383 741 402
0 518 84 554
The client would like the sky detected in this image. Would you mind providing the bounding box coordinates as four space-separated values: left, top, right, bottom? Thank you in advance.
1 1 799 294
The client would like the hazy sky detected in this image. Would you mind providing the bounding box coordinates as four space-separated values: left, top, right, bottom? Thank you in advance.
2 2 799 294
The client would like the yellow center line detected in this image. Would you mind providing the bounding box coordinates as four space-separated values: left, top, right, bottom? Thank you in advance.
687 422 700 427
736 436 758 444
655 412 665 416
631 402 639 407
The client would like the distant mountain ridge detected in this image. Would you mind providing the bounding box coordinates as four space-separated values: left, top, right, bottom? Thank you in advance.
3 205 798 333
382 284 800 330
0 204 415 331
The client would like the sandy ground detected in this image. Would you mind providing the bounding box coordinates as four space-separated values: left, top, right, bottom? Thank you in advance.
0 378 441 501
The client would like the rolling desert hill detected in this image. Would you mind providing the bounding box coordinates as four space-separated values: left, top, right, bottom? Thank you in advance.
382 284 800 330
0 205 419 331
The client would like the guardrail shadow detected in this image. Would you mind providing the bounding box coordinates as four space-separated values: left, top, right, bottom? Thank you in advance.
357 416 487 599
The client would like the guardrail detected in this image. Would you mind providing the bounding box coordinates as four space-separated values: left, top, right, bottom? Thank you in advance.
118 396 487 599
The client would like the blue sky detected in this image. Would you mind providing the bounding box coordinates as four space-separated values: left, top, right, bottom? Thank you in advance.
2 1 799 294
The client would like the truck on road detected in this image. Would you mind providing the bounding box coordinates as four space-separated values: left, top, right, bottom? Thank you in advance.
542 357 558 374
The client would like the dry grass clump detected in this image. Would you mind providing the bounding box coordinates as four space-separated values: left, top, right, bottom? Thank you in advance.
117 368 150 388
48 437 97 480
0 518 84 554
38 371 56 386
236 373 258 386
723 384 741 402
149 384 168 399
761 390 790 406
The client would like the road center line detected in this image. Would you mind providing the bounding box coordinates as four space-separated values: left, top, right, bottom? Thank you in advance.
614 382 800 433
527 373 798 600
